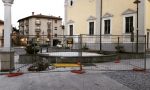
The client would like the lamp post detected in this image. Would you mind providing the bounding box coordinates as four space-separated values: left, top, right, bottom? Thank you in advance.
100 0 103 52
133 0 141 53
62 25 65 46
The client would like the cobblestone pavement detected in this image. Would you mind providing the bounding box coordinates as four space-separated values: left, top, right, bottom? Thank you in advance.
0 71 132 90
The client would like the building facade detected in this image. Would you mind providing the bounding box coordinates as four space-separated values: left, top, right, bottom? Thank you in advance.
0 20 4 47
18 12 64 46
65 0 150 51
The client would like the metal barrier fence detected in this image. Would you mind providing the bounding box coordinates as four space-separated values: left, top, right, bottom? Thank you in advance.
9 34 147 73
11 34 146 52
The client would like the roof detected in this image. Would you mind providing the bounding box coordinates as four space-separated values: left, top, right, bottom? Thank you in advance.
18 14 62 22
0 20 4 24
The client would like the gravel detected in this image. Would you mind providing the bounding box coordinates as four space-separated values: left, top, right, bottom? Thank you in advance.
103 70 150 90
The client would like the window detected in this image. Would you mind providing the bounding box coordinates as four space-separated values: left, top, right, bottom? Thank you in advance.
35 19 41 25
69 25 73 36
25 20 29 26
125 16 133 33
36 32 40 37
54 27 57 30
70 0 73 6
55 20 57 23
47 21 51 29
89 22 94 35
54 34 57 37
104 20 110 34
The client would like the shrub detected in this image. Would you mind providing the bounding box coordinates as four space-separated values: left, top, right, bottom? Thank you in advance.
115 45 125 53
28 59 49 71
25 42 39 54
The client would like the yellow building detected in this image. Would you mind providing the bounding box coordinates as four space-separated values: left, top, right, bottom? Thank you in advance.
65 0 150 51
65 0 97 35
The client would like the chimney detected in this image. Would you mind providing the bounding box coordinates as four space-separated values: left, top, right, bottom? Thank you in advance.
32 12 34 16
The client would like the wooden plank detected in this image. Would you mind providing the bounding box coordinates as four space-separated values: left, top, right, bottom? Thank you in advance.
53 63 80 67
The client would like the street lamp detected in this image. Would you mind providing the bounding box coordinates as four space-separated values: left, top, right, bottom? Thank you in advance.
62 25 65 45
100 0 103 52
133 0 141 53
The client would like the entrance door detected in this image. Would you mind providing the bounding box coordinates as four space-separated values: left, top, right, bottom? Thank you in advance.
53 39 59 46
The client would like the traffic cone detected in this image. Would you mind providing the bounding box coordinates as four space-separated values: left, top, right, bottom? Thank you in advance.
71 60 85 74
114 55 120 63
7 72 24 77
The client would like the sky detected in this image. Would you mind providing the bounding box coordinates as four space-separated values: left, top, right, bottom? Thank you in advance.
0 0 65 28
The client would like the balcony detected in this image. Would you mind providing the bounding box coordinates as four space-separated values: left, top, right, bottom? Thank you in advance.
47 29 51 33
19 22 24 26
35 27 41 32
35 29 41 32
35 20 41 25
25 29 29 33
25 21 29 26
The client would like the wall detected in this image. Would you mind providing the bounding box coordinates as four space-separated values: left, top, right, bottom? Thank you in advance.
102 0 136 35
0 24 3 36
145 0 150 32
66 0 96 35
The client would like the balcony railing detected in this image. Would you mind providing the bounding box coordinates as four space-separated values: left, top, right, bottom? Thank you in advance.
35 27 41 32
35 20 41 25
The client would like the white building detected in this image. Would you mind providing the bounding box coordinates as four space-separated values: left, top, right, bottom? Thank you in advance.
18 12 64 46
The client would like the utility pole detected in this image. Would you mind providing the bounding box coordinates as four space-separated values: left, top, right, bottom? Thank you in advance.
100 0 103 52
133 0 141 53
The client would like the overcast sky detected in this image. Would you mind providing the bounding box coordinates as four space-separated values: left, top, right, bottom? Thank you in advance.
0 0 65 27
